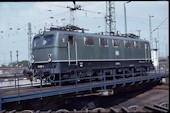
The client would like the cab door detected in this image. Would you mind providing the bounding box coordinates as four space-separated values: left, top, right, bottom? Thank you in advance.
67 35 78 65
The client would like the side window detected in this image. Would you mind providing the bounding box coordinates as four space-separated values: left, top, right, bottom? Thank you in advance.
124 40 131 48
84 37 94 46
112 39 120 47
99 38 108 47
68 36 74 45
134 41 141 48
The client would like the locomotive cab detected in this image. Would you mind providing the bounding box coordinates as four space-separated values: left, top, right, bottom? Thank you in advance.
32 32 56 62
30 30 79 82
31 31 59 81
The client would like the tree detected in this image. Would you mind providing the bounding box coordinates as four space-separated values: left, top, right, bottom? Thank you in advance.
1 64 7 68
18 60 29 67
8 60 30 67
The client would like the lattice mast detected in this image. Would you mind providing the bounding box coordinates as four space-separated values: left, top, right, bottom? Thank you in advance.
105 1 116 35
28 23 32 66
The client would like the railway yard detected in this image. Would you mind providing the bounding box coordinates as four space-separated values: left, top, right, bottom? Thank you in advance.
0 65 169 113
0 1 169 113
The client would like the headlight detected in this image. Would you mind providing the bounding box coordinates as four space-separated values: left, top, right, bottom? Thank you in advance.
48 58 52 62
48 54 52 62
48 54 52 57
31 59 34 63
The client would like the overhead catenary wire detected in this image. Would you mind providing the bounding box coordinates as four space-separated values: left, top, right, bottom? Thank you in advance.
0 2 168 37
1 4 103 38
0 2 99 35
151 17 168 34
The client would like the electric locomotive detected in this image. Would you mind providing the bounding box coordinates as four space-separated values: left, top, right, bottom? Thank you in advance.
25 25 154 83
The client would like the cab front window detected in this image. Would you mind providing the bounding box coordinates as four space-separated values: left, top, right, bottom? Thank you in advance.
33 36 41 48
43 35 55 46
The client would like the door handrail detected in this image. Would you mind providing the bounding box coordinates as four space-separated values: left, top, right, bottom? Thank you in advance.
75 42 78 65
67 42 71 65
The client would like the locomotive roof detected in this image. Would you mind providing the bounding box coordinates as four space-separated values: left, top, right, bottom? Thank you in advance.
34 29 149 43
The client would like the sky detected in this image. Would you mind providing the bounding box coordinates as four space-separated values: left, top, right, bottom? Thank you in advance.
0 1 169 65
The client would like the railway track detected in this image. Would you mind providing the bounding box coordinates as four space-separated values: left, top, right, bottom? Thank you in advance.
0 102 169 113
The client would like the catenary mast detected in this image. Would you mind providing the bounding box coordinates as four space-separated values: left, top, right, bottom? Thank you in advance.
105 1 116 35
